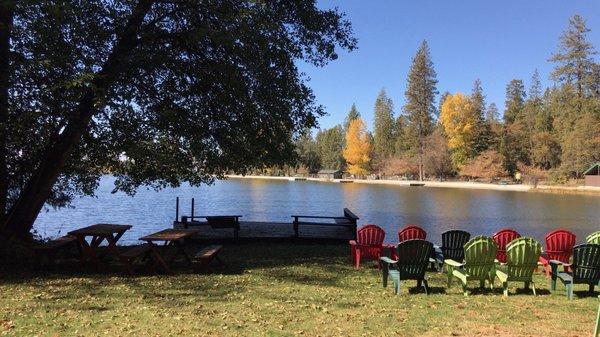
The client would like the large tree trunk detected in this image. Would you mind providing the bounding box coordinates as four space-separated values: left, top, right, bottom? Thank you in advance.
0 2 14 223
2 0 154 237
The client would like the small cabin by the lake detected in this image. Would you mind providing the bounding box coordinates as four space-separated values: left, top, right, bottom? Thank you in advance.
317 169 343 179
583 162 600 187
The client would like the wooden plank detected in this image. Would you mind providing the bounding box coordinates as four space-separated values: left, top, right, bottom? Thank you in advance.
139 229 200 241
68 224 132 236
195 245 222 260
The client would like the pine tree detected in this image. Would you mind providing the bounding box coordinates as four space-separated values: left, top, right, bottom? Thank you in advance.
372 89 395 170
550 14 597 98
523 70 557 169
393 115 409 154
503 79 526 124
343 118 371 176
485 103 499 123
439 91 451 115
295 131 321 174
470 79 491 154
548 14 600 178
501 79 529 173
344 103 361 131
529 69 543 102
315 125 346 171
403 40 438 181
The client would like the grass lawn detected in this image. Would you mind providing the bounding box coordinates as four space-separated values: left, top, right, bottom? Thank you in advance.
0 242 597 336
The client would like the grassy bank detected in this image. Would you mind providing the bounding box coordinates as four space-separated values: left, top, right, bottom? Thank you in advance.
0 243 597 336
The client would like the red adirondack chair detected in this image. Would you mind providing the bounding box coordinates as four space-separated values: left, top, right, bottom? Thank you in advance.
398 225 427 243
349 224 386 270
390 225 427 259
493 228 521 263
539 229 576 277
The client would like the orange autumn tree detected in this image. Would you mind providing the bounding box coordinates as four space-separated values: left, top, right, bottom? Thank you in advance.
343 118 372 176
440 93 478 169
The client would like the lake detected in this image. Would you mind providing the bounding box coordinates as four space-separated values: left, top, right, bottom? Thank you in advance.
34 176 599 244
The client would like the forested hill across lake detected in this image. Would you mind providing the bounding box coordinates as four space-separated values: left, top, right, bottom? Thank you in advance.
289 14 600 186
34 177 600 245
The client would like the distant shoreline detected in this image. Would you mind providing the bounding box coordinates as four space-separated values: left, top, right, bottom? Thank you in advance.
225 175 600 196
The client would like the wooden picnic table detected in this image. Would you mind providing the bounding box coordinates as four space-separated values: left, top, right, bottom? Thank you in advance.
139 228 200 273
68 224 132 267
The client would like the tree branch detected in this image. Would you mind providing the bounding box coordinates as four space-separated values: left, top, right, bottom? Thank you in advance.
2 0 155 236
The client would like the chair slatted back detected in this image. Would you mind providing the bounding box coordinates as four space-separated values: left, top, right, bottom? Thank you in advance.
545 229 576 263
463 236 497 279
398 225 427 243
587 231 600 245
395 239 433 280
505 237 542 281
441 230 471 262
572 244 600 284
493 228 521 263
357 224 385 246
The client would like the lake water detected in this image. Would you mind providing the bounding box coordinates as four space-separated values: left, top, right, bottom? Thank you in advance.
34 176 600 244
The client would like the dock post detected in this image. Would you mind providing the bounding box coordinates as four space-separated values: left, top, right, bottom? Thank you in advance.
175 197 179 222
293 216 299 238
191 198 195 220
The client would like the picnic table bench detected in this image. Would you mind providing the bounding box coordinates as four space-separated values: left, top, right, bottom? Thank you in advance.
33 235 79 266
120 244 152 275
139 228 200 273
291 208 359 239
193 245 223 273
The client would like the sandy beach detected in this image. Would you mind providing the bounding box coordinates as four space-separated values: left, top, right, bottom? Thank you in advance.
226 175 600 195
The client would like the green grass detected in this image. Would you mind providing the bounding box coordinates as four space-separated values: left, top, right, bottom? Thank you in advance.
0 243 598 336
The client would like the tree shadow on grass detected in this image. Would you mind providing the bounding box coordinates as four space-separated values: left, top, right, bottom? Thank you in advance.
1 242 351 285
571 289 599 299
407 286 446 295
512 287 551 296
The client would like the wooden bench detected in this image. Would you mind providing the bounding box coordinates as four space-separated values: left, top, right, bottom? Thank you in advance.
33 235 79 266
120 244 152 275
193 245 223 273
291 208 359 239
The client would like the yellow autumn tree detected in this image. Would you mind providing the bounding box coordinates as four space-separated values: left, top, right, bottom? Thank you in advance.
343 118 371 176
439 93 478 169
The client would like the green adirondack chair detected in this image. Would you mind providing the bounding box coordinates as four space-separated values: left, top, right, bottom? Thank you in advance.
550 243 600 300
495 237 542 296
588 231 600 245
444 236 497 296
380 239 433 295
595 296 600 337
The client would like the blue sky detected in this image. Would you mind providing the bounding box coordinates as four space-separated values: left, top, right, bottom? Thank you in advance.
298 1 600 130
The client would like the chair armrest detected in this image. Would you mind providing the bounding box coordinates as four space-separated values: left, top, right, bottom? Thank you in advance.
380 256 397 265
495 269 508 283
549 260 570 267
444 259 463 267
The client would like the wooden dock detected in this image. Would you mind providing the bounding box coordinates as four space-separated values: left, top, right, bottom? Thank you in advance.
173 198 358 243
173 220 355 242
